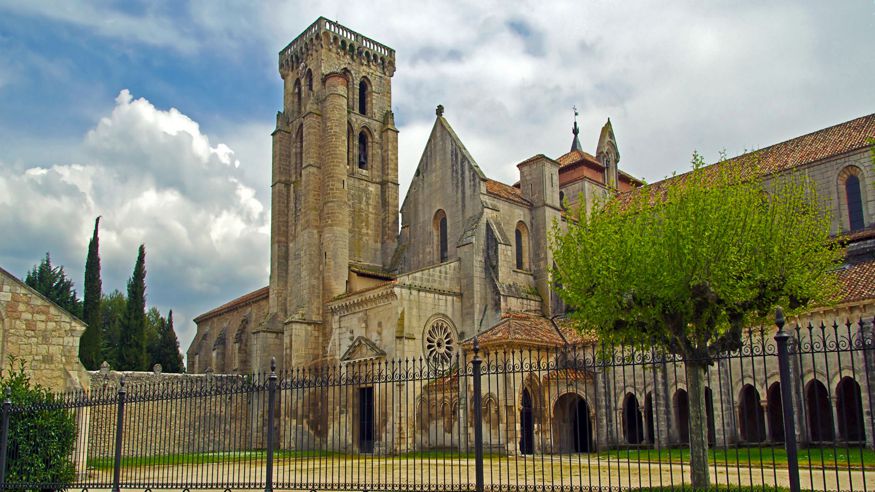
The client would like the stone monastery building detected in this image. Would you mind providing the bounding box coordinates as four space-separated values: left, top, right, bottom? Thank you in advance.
187 18 875 452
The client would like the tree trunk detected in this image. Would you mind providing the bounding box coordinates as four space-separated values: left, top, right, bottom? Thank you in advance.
685 360 710 488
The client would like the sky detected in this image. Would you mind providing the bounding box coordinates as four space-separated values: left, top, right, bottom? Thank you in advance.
1 1 873 363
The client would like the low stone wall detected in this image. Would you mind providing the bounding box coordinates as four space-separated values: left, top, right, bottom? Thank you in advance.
86 368 269 458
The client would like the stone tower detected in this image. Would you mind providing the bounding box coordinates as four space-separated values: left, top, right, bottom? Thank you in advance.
261 18 399 370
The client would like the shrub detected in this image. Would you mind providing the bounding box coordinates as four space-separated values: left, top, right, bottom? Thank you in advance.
1 358 76 489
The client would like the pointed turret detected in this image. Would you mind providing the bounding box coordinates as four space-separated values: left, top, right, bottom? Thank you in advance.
596 118 620 189
571 107 583 152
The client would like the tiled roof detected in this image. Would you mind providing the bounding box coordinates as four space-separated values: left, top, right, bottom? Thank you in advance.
838 259 875 304
485 179 531 206
556 149 599 167
615 114 875 209
193 286 269 323
466 312 596 349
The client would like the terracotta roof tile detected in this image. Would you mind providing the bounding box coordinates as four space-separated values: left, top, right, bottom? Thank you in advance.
556 149 599 167
485 179 531 206
194 286 269 323
838 259 875 304
465 312 596 349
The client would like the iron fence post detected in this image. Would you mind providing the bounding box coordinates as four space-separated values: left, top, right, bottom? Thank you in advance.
265 357 277 492
0 387 11 487
111 376 126 492
775 307 801 492
471 337 484 492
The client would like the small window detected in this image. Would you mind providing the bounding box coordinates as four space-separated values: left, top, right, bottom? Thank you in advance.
295 126 303 175
294 79 302 112
358 131 368 170
359 79 369 115
306 69 313 92
515 222 530 270
434 210 448 263
846 174 864 231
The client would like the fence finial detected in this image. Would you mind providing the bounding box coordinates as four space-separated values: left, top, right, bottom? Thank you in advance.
270 356 277 373
3 387 9 403
473 335 480 355
775 306 785 331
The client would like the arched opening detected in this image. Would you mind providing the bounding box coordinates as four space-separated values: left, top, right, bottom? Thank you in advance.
836 377 865 442
553 393 592 453
846 174 865 231
433 210 448 263
673 389 689 444
358 131 368 170
623 393 644 444
806 379 835 442
294 78 302 113
738 384 766 442
705 387 716 446
358 78 369 115
306 69 313 93
559 190 566 210
520 388 534 455
515 222 529 270
295 125 303 176
644 392 655 444
767 382 785 442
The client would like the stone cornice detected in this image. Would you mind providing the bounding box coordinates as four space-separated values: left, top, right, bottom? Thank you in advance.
327 284 397 316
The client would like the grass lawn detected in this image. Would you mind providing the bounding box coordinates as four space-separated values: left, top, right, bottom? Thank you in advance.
89 445 875 471
599 446 875 469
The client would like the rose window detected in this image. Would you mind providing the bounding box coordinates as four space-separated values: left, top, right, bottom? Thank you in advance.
424 319 457 372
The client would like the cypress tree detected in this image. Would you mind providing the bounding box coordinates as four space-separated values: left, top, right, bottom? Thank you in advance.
79 217 103 369
158 310 184 373
118 245 147 371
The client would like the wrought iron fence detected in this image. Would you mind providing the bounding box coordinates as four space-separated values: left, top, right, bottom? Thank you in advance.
1 315 874 491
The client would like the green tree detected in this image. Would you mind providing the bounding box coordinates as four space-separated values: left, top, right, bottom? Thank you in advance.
118 245 147 371
156 310 185 373
79 217 103 369
145 306 165 364
24 253 82 318
100 290 127 368
0 357 76 488
551 153 841 487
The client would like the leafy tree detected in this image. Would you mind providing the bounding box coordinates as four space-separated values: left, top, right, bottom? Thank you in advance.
156 310 185 373
551 153 841 487
100 290 127 368
118 245 147 371
145 306 165 366
80 217 103 369
0 357 76 488
24 253 82 318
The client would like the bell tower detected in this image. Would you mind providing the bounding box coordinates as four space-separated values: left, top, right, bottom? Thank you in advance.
264 18 398 369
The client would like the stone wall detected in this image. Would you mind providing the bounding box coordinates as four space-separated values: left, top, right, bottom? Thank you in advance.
86 369 268 458
0 266 89 392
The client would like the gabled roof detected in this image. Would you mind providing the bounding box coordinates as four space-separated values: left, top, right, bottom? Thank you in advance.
193 286 269 324
485 179 531 206
341 336 387 362
464 312 596 349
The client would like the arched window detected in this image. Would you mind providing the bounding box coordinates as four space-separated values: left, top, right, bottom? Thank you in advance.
434 210 448 263
559 190 566 210
347 124 354 170
293 79 302 113
515 222 530 270
358 78 369 115
306 69 313 92
846 174 864 231
358 131 368 170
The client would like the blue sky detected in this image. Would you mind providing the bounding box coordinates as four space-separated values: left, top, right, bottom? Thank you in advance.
1 1 874 362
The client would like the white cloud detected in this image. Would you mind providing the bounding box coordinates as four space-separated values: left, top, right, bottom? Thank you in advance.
0 91 269 357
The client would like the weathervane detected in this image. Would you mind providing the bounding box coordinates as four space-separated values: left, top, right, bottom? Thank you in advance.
572 105 580 136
